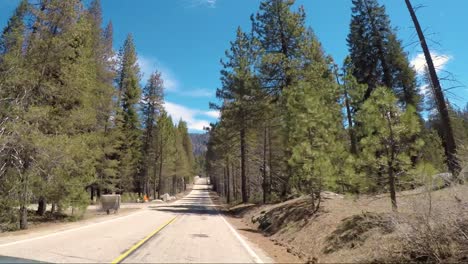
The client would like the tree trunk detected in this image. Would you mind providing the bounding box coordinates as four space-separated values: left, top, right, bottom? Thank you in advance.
335 66 358 155
388 164 397 211
404 0 460 175
262 126 268 204
36 197 46 216
233 166 237 201
240 128 248 203
20 205 28 230
227 161 231 204
157 143 164 199
90 186 94 201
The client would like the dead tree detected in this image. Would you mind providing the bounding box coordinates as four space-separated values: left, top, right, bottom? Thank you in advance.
404 0 460 175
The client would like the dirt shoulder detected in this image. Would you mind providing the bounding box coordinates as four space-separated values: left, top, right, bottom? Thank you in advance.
212 185 468 263
209 192 305 264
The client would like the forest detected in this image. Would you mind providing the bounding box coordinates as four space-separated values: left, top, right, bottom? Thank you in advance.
205 0 468 210
1 0 468 234
0 0 196 230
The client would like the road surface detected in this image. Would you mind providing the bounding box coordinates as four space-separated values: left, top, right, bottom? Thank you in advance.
0 178 272 263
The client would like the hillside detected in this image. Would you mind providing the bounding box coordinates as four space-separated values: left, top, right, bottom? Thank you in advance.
225 185 468 263
189 133 209 156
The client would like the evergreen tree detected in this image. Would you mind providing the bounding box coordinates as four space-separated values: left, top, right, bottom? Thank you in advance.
141 72 164 196
86 0 119 200
347 0 420 110
252 0 310 198
177 121 195 186
115 34 142 193
215 27 262 203
285 33 348 205
153 111 176 198
356 87 423 210
0 0 30 226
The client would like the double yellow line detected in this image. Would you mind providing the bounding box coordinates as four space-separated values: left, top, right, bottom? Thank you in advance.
111 216 177 264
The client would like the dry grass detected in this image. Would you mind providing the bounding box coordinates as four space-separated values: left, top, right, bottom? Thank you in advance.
232 184 468 263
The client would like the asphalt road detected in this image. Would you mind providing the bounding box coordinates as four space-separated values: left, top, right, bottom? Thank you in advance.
0 178 272 263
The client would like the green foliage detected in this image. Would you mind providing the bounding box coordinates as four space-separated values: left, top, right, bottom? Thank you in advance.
115 34 142 193
285 36 348 195
348 0 420 110
357 87 423 195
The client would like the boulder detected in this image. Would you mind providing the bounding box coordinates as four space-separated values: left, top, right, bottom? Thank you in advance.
161 193 170 202
100 195 121 215
432 173 454 190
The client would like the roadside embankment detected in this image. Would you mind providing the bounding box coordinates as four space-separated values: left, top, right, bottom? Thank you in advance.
223 185 468 263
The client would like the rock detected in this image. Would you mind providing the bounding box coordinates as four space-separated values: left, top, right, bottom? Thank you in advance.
321 191 344 200
432 173 454 189
161 193 170 202
100 195 121 214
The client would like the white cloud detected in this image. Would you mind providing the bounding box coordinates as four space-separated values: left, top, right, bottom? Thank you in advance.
410 52 452 75
186 0 217 8
138 56 215 98
138 56 179 91
163 102 219 131
204 110 221 119
410 52 453 96
179 88 214 98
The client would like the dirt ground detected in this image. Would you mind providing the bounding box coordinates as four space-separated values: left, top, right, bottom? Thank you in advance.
219 185 468 263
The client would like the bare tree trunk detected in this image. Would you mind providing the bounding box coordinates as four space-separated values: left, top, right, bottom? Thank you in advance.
157 142 164 199
233 166 237 201
335 66 358 155
19 205 28 229
262 126 268 204
268 127 273 201
404 0 460 175
388 164 397 212
227 161 231 204
240 128 248 203
37 197 46 216
90 186 94 201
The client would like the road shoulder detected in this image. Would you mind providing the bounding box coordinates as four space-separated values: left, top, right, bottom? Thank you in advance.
209 192 304 264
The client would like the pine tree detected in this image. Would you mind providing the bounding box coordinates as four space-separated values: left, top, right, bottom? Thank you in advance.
347 0 420 110
252 0 310 198
153 111 176 198
0 0 30 229
177 121 195 186
285 33 348 206
356 87 423 211
215 27 263 203
115 34 142 193
141 72 164 196
404 0 460 175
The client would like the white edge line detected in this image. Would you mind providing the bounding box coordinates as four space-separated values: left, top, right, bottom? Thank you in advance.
220 213 264 264
0 209 147 248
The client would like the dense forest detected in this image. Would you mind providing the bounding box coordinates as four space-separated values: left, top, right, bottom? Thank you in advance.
205 0 468 209
0 0 196 230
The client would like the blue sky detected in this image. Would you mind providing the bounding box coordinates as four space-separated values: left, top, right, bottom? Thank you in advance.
1 0 467 132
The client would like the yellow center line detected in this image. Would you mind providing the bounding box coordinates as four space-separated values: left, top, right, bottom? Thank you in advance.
111 216 177 264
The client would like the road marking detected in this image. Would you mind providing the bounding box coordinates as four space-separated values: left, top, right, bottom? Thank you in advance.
0 209 147 248
220 216 264 263
111 216 177 264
